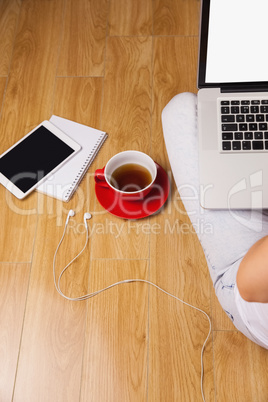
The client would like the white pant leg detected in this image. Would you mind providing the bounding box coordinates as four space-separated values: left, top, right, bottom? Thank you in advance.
162 93 268 343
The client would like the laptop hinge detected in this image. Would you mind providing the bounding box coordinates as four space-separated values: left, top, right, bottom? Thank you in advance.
221 86 268 93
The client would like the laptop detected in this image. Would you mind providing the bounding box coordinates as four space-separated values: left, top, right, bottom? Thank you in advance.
197 0 268 209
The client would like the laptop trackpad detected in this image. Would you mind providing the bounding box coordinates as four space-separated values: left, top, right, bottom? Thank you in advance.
200 152 267 209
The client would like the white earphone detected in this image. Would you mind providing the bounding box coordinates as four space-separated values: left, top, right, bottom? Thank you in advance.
53 210 211 402
84 212 92 229
65 209 75 225
65 209 92 228
54 210 92 301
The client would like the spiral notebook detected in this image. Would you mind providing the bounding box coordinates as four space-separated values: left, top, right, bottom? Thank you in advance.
37 115 107 202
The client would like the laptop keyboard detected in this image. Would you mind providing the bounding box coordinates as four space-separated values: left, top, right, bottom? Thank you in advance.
220 99 268 152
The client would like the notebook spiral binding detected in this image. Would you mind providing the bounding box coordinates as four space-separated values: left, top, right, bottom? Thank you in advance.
63 133 107 201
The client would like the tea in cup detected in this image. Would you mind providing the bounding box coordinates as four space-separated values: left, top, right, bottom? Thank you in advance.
95 150 157 200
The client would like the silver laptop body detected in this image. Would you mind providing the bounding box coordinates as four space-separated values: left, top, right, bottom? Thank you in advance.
197 0 268 209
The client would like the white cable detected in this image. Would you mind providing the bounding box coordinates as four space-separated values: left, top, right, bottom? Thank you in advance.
53 217 211 402
53 222 89 299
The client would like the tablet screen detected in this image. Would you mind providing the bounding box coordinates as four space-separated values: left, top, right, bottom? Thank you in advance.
0 125 75 193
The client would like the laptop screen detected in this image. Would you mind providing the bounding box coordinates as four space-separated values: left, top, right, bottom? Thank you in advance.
198 0 268 89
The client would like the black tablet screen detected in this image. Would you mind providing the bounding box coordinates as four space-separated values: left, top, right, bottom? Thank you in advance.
0 125 75 193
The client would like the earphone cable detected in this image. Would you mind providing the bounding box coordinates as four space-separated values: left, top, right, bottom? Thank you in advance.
53 216 211 402
53 222 90 299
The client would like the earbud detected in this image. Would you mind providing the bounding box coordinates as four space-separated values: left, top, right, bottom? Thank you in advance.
84 212 92 229
65 210 91 229
65 209 75 225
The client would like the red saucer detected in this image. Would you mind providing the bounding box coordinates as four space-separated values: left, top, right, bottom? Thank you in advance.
95 163 170 219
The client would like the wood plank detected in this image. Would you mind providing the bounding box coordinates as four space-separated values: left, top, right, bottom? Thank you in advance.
91 36 152 259
0 0 64 262
153 0 200 36
13 211 89 401
0 263 30 402
109 0 152 36
81 259 149 401
214 332 268 401
152 37 198 170
0 82 37 263
148 206 214 401
0 0 64 145
0 72 37 264
149 35 214 401
0 0 21 76
153 36 199 130
91 214 151 259
0 77 7 126
100 36 152 157
0 186 37 262
13 76 104 401
51 77 104 213
57 0 109 77
53 77 103 126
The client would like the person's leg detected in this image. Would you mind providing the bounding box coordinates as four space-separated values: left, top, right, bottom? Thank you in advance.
162 92 268 342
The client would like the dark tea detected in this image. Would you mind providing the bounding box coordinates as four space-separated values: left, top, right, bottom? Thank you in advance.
110 163 152 192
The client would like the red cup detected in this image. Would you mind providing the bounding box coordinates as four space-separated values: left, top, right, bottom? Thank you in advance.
94 151 157 201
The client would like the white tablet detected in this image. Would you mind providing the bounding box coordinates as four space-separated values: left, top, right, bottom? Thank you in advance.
0 120 81 199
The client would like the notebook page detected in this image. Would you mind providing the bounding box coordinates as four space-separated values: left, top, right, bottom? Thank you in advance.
37 115 107 201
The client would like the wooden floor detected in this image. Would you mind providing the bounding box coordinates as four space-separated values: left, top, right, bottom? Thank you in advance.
1 0 268 401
